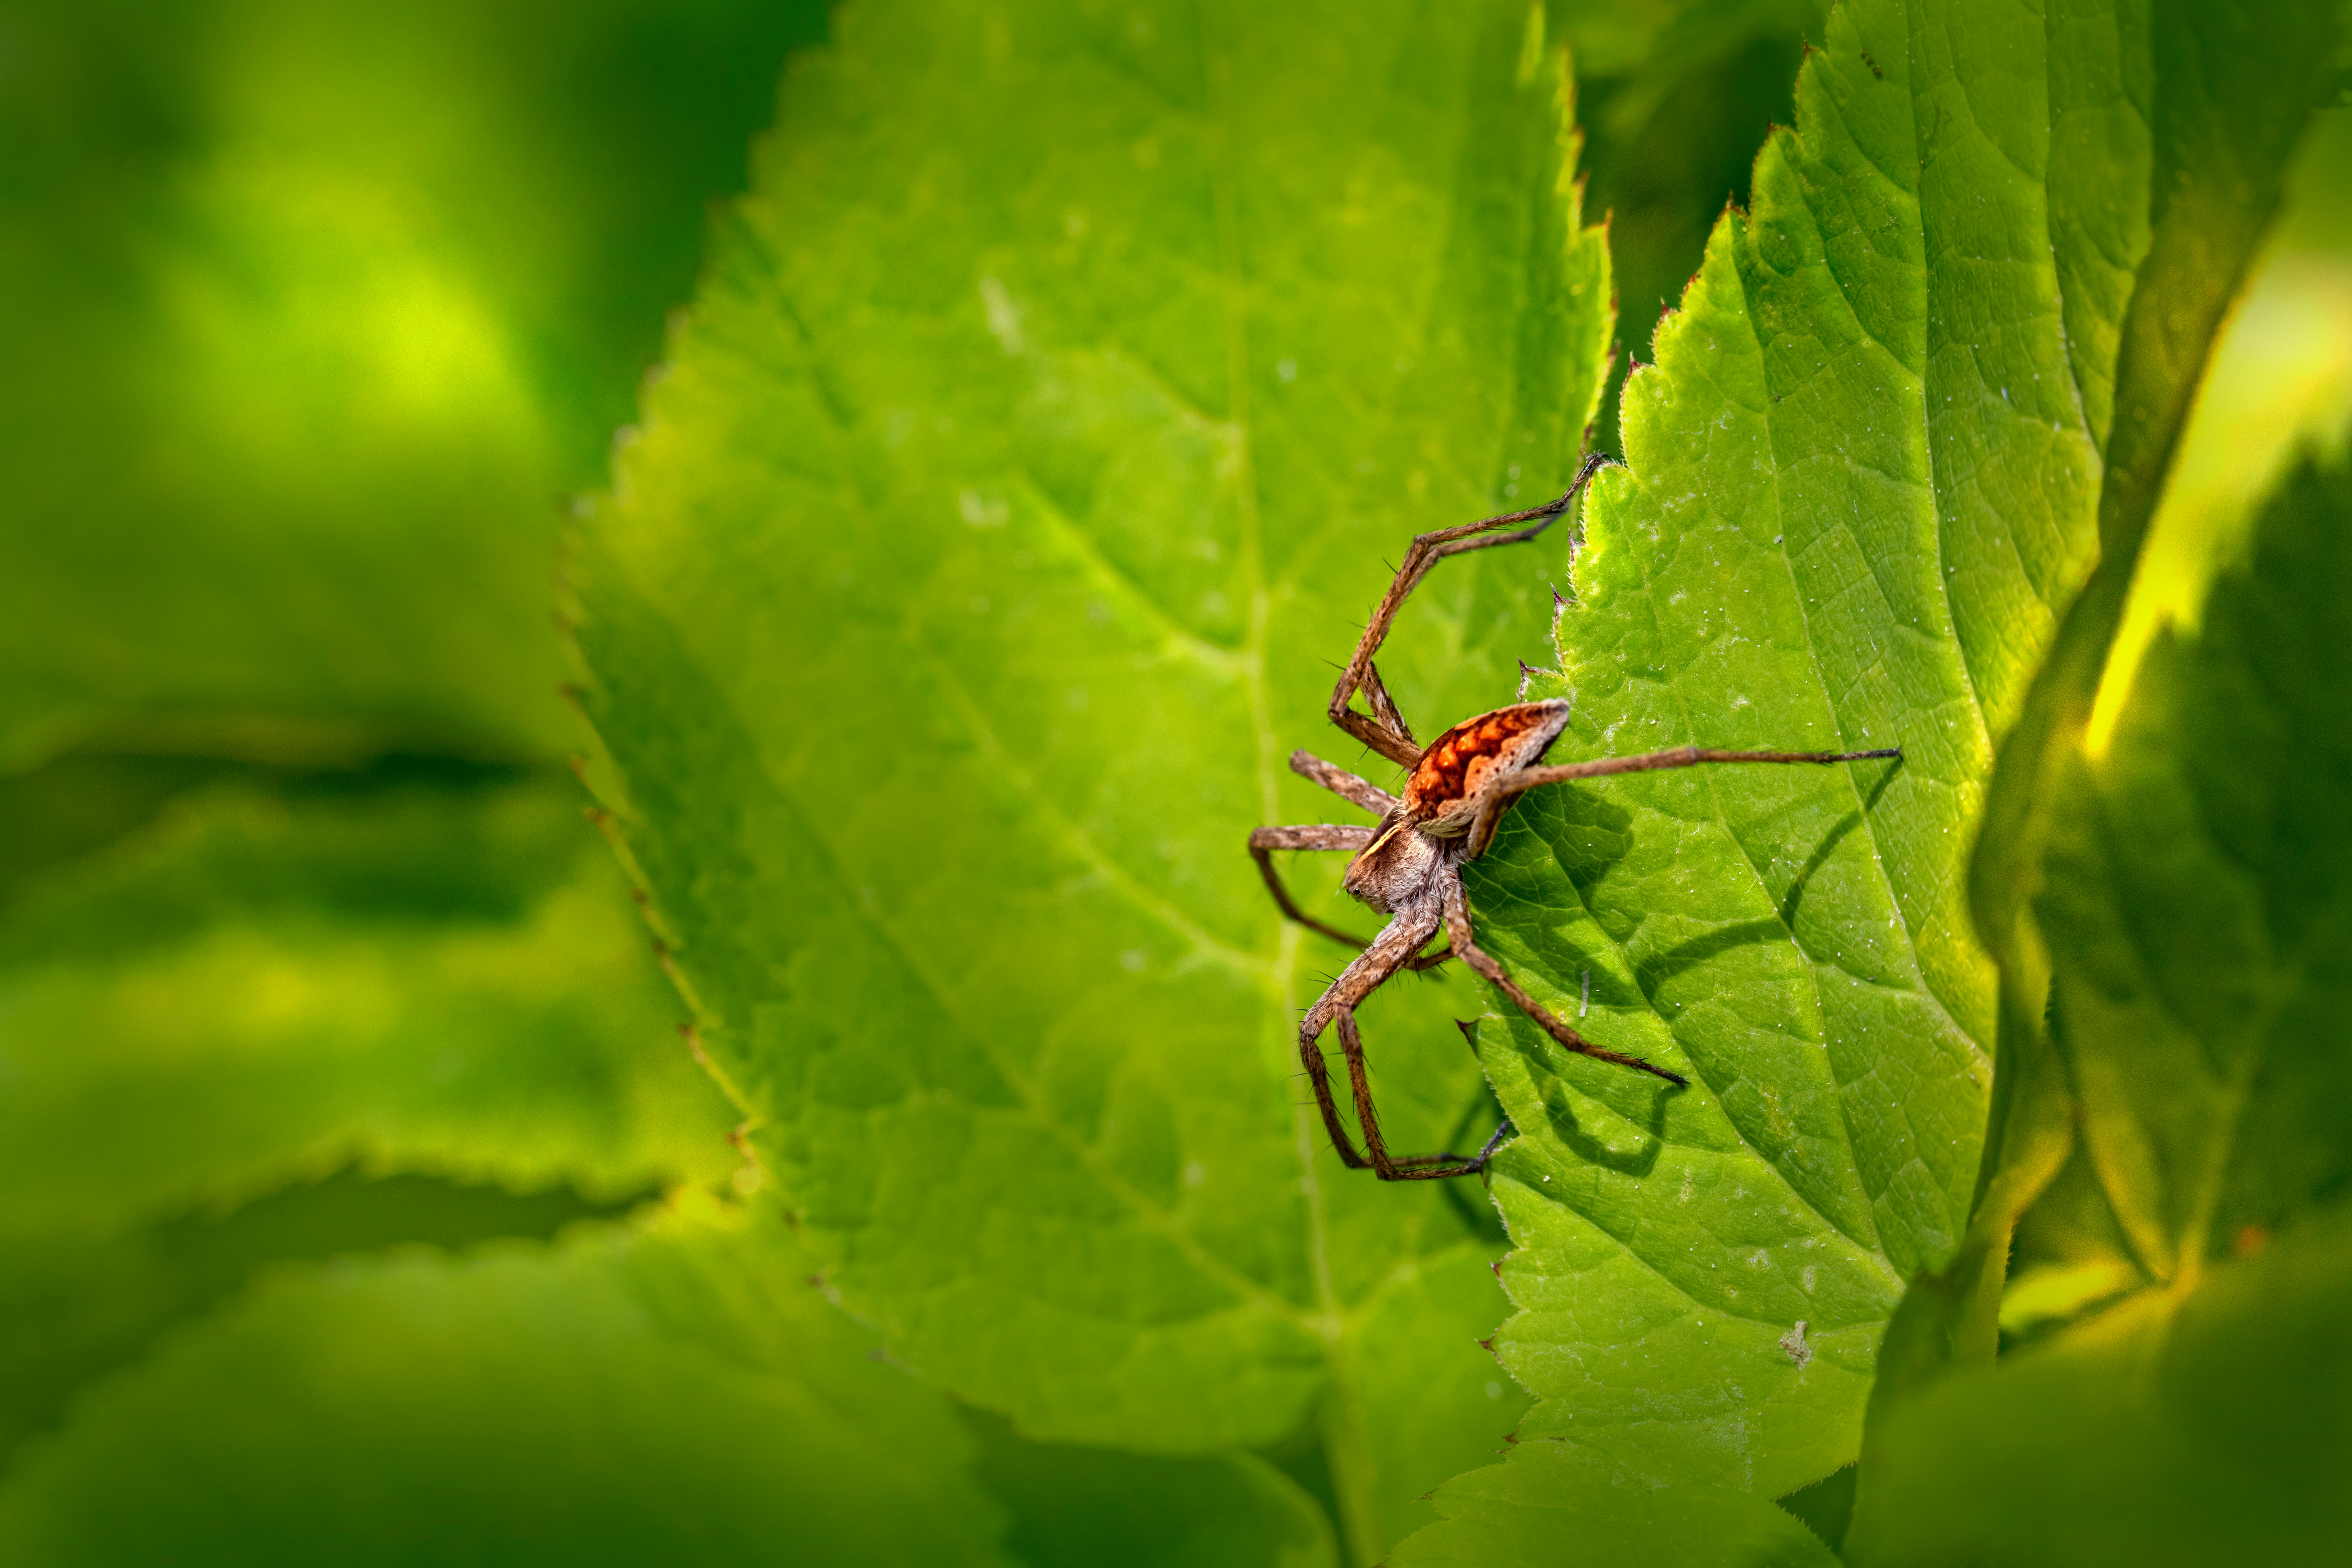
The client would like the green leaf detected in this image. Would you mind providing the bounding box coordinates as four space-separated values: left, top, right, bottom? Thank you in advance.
2038 452 2352 1286
0 768 743 1465
4 1194 1343 1565
1455 0 2172 1500
0 773 735 1239
1864 0 2337 1458
0 1200 1019 1566
0 0 825 768
2091 105 2352 748
1391 1443 1840 1568
574 0 1604 1554
1842 445 2352 1561
968 1410 1337 1568
1851 1204 2352 1566
0 1168 627 1472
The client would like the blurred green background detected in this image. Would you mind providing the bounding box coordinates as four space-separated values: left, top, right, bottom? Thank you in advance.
4 0 2348 1559
0 0 832 1509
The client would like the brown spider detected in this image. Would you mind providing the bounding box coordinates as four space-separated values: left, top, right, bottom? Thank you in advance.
1250 453 1899 1181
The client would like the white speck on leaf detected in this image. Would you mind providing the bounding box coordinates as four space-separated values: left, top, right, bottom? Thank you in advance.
958 489 1009 528
978 275 1024 354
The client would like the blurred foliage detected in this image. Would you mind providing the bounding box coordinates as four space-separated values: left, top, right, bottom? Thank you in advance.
1 0 2348 1561
0 0 828 765
0 0 813 1501
2090 105 2352 749
0 1199 1024 1565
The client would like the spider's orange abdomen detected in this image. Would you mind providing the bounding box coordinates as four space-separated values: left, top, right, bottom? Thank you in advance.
1402 700 1570 823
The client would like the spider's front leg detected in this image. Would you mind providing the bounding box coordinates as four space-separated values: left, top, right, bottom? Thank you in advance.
1326 450 1614 767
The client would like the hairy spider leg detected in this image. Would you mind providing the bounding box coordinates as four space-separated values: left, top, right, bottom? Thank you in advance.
1247 825 1374 950
1295 908 1446 1172
1466 743 1904 855
1288 749 1398 816
1439 880 1687 1086
1327 450 1614 766
1333 1012 1503 1180
1256 749 1450 968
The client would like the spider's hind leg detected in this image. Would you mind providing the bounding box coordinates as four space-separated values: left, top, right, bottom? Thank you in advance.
1440 882 1688 1088
1333 1011 1499 1181
1297 909 1444 1173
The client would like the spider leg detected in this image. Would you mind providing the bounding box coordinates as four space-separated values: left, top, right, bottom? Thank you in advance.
1287 750 1399 816
1458 742 1903 861
1440 878 1688 1087
1334 1011 1503 1180
1439 1019 1512 1161
1329 450 1613 767
1298 908 1442 1170
1249 824 1375 949
1493 743 1903 804
1358 662 1416 754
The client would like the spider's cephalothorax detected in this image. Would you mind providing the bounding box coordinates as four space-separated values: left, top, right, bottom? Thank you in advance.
1340 702 1569 913
1249 453 1900 1181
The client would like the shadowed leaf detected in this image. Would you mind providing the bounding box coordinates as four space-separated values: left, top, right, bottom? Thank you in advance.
1843 402 2352 1568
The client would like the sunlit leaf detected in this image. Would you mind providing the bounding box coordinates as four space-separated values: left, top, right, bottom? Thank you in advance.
1855 0 2339 1488
2089 107 2352 749
2038 453 2352 1287
1452 0 2165 1500
573 0 1612 1553
1855 1207 2352 1566
1842 404 2352 1567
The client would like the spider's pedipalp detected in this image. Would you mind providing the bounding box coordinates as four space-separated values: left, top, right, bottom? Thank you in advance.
1359 663 1416 752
